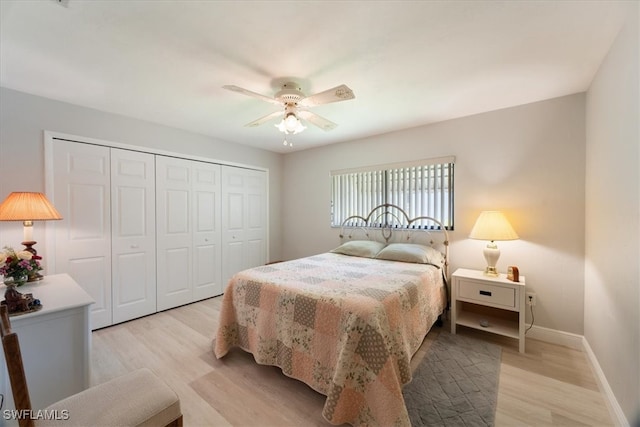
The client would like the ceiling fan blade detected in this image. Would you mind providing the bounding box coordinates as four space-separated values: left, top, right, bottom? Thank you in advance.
223 85 282 105
297 110 338 131
298 84 355 107
245 110 283 127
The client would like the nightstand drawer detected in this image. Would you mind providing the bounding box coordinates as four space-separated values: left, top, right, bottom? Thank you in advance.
458 279 515 308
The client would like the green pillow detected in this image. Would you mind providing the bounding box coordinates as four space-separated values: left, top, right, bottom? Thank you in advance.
330 240 386 258
375 243 443 267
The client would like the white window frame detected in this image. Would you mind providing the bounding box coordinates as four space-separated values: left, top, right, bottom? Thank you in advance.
331 156 455 230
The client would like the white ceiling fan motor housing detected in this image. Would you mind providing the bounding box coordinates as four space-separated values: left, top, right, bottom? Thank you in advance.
275 82 304 105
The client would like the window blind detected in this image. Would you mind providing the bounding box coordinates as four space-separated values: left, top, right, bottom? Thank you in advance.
331 157 454 229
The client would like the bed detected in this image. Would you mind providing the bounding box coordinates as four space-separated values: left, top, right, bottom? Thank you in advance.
214 204 449 426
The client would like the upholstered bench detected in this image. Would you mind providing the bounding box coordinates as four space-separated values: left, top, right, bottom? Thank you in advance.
1 305 182 427
41 368 182 426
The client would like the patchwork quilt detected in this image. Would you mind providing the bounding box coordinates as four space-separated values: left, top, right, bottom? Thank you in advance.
214 252 446 426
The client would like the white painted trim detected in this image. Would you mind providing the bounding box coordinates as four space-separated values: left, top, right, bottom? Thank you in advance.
525 324 584 350
43 130 269 172
524 325 628 426
582 337 629 427
265 167 270 263
43 134 57 273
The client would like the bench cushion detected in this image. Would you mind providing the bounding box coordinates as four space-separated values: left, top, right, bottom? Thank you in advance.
39 368 181 427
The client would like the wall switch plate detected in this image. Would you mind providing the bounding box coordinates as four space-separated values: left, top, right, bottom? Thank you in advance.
526 292 537 306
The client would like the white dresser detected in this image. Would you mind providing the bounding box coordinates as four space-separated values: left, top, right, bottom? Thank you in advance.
0 274 94 424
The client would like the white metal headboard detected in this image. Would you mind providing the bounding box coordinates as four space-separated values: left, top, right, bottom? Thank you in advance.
338 203 450 280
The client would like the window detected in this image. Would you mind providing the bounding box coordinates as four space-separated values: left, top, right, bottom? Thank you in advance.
331 156 454 230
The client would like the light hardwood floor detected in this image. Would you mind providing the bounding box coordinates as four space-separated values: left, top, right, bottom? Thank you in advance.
91 297 613 426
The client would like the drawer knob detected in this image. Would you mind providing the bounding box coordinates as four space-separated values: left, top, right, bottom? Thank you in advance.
479 290 492 297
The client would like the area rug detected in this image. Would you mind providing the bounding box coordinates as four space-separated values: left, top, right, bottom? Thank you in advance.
403 333 502 426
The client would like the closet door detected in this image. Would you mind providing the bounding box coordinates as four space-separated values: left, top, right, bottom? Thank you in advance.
192 162 222 300
221 166 267 287
245 169 268 268
156 156 193 311
51 140 112 329
111 149 156 323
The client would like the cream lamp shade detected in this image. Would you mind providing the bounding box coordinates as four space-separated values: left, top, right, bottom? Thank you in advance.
0 192 62 255
469 211 518 277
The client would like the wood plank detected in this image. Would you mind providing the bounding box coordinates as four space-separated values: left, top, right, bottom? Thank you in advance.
91 296 613 426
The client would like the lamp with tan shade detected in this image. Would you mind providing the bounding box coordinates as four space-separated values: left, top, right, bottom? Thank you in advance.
0 191 62 258
469 211 518 277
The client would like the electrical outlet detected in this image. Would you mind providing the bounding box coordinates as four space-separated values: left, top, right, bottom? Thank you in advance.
526 292 537 306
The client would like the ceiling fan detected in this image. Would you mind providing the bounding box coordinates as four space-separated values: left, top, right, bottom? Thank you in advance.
222 81 355 135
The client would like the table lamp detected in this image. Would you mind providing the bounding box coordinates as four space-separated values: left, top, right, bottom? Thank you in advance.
0 191 63 257
469 211 518 277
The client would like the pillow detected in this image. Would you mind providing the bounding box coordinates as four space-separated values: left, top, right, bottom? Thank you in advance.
375 243 444 267
330 240 386 258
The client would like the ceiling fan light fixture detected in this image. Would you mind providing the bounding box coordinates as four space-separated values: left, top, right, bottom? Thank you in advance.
276 112 306 134
224 80 354 141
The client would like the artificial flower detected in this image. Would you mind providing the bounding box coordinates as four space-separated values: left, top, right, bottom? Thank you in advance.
0 246 42 285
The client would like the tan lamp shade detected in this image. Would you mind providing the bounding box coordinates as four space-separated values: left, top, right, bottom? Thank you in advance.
469 211 518 241
0 192 62 283
469 211 518 277
0 192 62 222
0 191 63 246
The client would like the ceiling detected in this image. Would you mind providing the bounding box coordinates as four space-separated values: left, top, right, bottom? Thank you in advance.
0 1 630 153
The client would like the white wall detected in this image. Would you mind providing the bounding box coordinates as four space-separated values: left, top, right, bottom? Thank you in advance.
283 93 586 335
0 87 283 263
585 3 639 424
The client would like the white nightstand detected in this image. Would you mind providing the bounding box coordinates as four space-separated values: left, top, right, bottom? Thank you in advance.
451 268 526 353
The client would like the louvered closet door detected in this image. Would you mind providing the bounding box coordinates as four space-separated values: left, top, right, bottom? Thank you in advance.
156 156 193 310
111 149 156 323
192 161 222 299
221 166 267 287
51 140 112 329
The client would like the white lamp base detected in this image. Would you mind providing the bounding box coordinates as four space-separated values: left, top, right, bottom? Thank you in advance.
483 242 500 277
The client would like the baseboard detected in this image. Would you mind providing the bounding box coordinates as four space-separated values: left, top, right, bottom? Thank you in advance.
582 337 629 427
525 324 628 426
525 324 583 350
